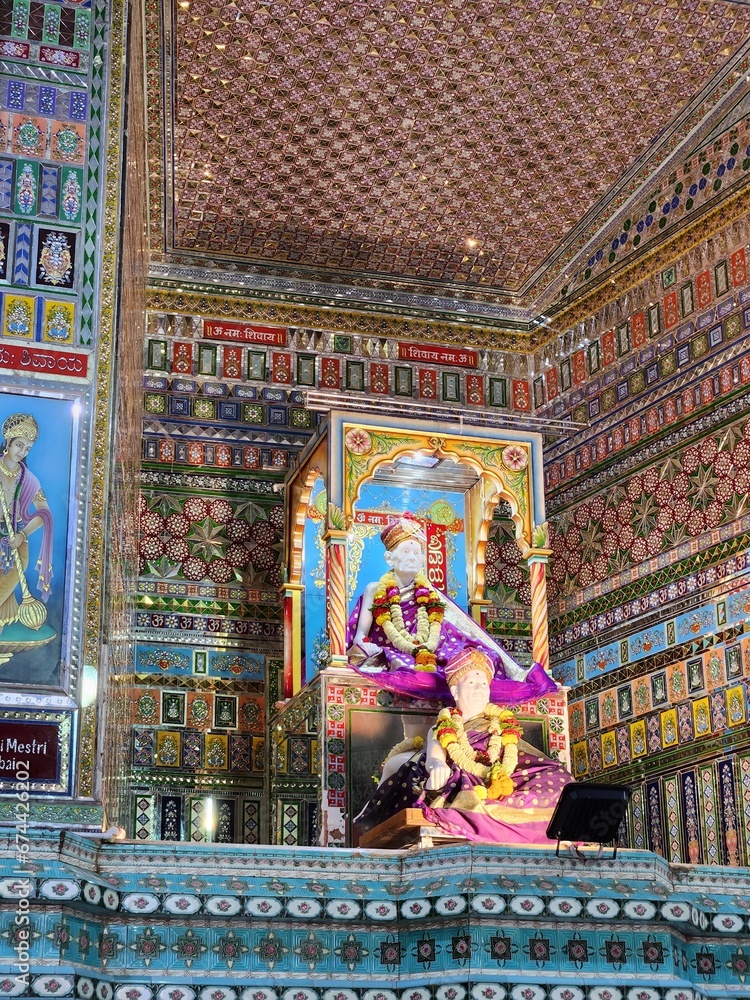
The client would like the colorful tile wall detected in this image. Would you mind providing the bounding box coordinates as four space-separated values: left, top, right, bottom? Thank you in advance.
548 231 750 868
560 122 750 296
143 314 532 430
128 638 270 835
136 311 307 838
0 30 93 415
548 410 750 623
0 0 119 817
543 283 750 495
557 582 750 684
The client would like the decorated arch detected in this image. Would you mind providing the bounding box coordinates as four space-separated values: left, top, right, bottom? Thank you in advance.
284 411 552 696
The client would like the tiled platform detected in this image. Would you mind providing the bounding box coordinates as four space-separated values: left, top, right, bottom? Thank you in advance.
1 831 748 998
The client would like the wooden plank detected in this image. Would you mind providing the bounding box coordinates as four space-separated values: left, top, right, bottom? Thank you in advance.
357 809 426 848
357 809 466 849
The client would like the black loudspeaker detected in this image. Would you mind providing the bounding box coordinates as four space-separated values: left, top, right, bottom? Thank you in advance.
546 783 631 857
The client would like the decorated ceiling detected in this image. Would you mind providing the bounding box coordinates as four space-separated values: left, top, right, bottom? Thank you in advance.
147 0 750 315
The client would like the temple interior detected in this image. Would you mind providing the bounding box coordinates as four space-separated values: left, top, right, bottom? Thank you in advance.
2 0 750 995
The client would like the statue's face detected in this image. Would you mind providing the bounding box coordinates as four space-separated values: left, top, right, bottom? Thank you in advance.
384 537 424 577
451 668 491 718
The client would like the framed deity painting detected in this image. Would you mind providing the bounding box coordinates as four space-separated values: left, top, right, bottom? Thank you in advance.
0 390 78 690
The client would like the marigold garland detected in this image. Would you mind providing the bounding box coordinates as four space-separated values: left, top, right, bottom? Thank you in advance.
370 570 445 671
435 705 521 800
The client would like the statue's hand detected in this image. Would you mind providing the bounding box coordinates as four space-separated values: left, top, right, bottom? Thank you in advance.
425 763 451 790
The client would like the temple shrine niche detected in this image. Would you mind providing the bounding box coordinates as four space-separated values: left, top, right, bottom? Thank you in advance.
274 410 569 847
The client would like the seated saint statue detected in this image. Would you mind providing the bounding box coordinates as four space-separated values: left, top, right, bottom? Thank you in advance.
355 648 574 844
346 512 556 702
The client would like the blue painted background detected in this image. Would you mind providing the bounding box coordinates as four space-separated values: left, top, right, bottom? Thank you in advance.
349 482 468 613
0 392 74 689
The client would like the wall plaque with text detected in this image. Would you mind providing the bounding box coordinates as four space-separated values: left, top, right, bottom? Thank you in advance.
0 712 72 794
202 320 287 346
397 342 478 368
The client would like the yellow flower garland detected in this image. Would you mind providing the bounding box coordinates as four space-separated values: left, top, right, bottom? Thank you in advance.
373 735 425 784
370 570 445 671
382 735 424 766
435 705 522 800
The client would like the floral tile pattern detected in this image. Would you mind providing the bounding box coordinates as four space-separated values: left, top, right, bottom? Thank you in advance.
7 834 750 1000
3 831 750 994
544 204 750 873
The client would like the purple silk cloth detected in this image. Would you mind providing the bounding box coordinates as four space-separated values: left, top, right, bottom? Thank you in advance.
356 728 573 845
7 465 53 601
419 735 573 844
346 594 557 704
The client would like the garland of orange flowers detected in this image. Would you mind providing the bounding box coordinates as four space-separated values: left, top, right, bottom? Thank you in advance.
435 705 522 800
370 571 445 671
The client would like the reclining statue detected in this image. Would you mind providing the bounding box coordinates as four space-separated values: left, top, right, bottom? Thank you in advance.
346 512 556 703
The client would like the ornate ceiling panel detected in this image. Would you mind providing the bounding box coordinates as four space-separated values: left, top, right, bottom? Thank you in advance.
152 0 750 309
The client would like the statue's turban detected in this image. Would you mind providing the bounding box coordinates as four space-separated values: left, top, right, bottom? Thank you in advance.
444 648 494 688
380 512 426 551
